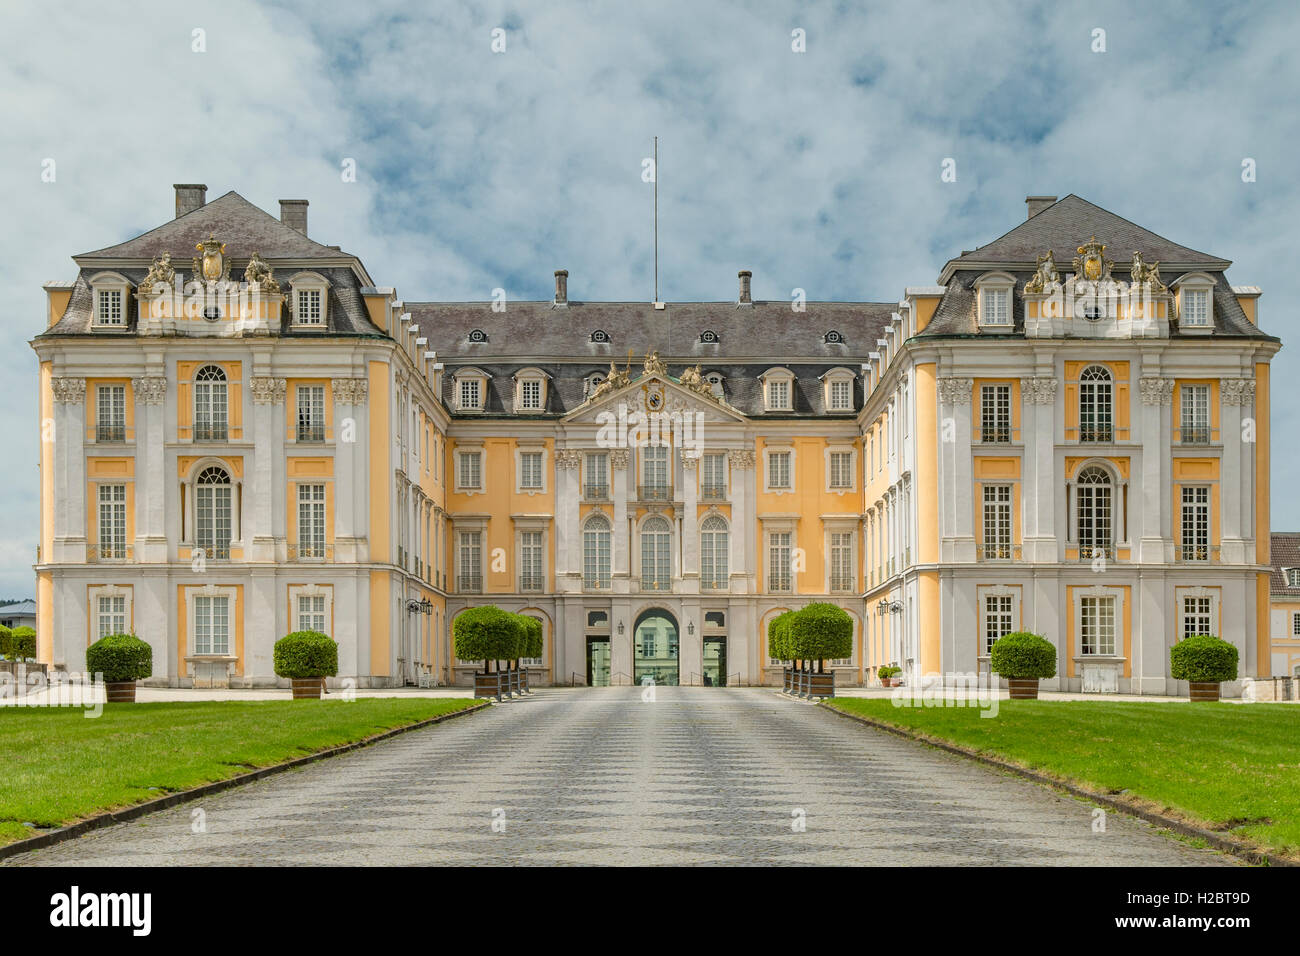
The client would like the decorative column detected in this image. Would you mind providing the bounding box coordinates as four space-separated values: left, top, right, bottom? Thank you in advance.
249 377 286 561
1020 376 1059 562
1137 376 1174 563
332 378 367 563
51 377 86 563
680 448 699 586
1220 378 1255 564
132 376 168 562
611 449 630 587
727 449 754 592
937 378 973 562
554 450 582 588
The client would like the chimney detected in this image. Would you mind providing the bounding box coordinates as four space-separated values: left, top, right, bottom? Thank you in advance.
173 184 207 219
279 199 309 235
738 269 753 305
1025 195 1057 219
554 269 568 305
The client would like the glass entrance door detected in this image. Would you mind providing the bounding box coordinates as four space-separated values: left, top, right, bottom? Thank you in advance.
702 636 727 686
587 637 611 687
633 611 679 686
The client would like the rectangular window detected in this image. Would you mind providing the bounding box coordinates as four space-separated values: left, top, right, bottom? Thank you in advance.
830 532 853 591
981 288 1010 325
97 595 126 640
520 379 542 410
768 380 791 410
298 594 327 634
584 453 608 499
296 288 323 324
97 484 127 559
1180 385 1210 444
641 445 669 497
701 453 727 499
1182 596 1212 640
520 531 543 591
829 451 853 489
640 629 657 658
296 484 327 558
458 532 482 592
296 385 325 442
1080 596 1116 656
1182 289 1209 326
768 531 792 592
194 595 230 656
982 484 1012 559
829 379 852 411
984 595 1013 655
1180 486 1210 560
96 289 123 325
768 451 791 489
1293 612 1300 636
458 450 482 490
96 385 126 442
519 451 543 490
980 384 1011 442
458 379 482 410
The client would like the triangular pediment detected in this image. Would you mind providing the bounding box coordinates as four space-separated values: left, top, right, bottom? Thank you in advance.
563 373 748 424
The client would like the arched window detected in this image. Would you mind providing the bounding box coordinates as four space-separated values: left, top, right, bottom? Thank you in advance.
640 516 671 590
196 466 232 559
583 514 611 589
1076 466 1112 559
700 515 729 590
194 365 228 441
1079 365 1112 443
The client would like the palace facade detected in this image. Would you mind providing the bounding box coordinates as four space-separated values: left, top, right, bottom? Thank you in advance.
32 187 1279 694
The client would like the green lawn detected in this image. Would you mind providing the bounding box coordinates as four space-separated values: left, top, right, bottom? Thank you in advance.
0 698 480 846
826 697 1300 859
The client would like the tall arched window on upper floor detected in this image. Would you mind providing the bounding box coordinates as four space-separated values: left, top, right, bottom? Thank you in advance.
1075 466 1113 559
583 514 611 590
194 365 228 441
700 515 729 590
195 466 232 559
1078 365 1112 443
640 516 672 590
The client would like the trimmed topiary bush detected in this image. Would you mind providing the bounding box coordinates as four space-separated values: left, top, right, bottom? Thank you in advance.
518 615 543 661
10 626 36 660
787 603 853 672
0 624 11 658
273 630 339 679
85 633 152 682
768 611 795 663
454 606 522 673
1170 634 1237 684
990 631 1057 679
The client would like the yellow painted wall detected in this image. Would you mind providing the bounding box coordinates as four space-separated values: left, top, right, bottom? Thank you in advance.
913 295 941 334
46 287 72 327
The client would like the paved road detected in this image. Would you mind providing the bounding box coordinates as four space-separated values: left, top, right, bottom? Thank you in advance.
7 688 1233 866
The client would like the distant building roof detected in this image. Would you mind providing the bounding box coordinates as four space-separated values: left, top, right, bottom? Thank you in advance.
1269 533 1300 596
0 600 36 619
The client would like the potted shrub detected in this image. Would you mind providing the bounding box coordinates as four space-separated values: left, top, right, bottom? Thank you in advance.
1170 634 1237 702
85 633 153 703
274 630 339 700
786 603 852 699
878 665 901 688
0 624 11 659
455 606 522 700
990 631 1056 699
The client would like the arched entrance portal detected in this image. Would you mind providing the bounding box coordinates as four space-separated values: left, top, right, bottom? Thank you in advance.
634 609 679 686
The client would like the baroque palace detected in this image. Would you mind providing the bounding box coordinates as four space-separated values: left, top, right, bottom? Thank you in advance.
32 187 1280 693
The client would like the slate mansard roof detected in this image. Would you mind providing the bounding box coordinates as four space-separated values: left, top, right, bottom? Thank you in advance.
1270 533 1300 596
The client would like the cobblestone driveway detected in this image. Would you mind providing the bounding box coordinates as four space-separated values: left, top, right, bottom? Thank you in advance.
7 688 1233 866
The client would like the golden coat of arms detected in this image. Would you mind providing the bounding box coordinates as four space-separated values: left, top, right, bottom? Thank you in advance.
1072 236 1112 282
193 234 229 283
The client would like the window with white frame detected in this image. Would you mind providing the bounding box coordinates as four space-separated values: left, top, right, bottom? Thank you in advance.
830 532 853 591
458 531 483 592
1180 385 1209 443
1079 596 1116 655
295 288 324 325
520 530 543 591
195 466 231 559
457 450 482 491
298 594 327 634
519 450 543 490
828 378 853 411
768 531 792 592
456 376 484 411
767 379 791 411
297 484 327 558
984 594 1013 656
1180 486 1210 561
641 445 669 496
978 277 1013 327
829 451 853 490
980 384 1011 443
640 516 671 590
193 595 231 655
1182 289 1209 326
583 514 611 589
701 453 726 499
97 595 126 640
96 385 126 442
768 450 791 490
1078 365 1113 442
1288 569 1300 588
517 377 543 411
982 484 1012 559
193 365 228 441
700 515 729 589
1181 595 1213 640
584 452 608 499
98 484 127 559
1076 466 1112 558
95 289 124 326
296 385 325 442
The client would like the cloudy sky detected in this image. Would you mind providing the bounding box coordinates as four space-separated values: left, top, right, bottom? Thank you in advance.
0 0 1296 595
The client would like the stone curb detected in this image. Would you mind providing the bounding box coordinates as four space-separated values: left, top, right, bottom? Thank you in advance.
0 700 488 862
819 701 1294 868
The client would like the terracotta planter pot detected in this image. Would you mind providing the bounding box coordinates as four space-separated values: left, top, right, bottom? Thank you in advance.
881 678 897 688
291 678 322 700
1007 678 1040 700
105 681 137 703
1189 681 1221 702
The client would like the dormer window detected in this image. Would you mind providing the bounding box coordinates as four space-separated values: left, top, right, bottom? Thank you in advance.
453 368 488 412
288 273 329 327
513 368 548 413
976 272 1015 328
822 368 855 412
1172 273 1215 333
700 330 719 344
824 330 844 345
761 368 795 412
1287 568 1300 588
468 329 489 343
705 373 724 399
89 273 131 329
590 329 610 344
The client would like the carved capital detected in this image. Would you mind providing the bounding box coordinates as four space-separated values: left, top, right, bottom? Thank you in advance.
1020 377 1059 405
131 376 168 405
555 449 583 469
1221 378 1256 405
249 376 287 405
937 377 973 405
1139 377 1175 405
679 448 700 462
727 449 756 469
331 378 369 405
609 449 630 469
51 377 86 404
